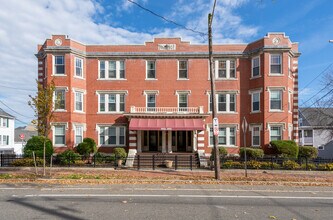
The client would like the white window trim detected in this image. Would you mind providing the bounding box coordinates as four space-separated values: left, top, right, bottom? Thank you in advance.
97 91 127 113
267 123 285 141
251 125 261 147
178 60 188 80
74 90 85 113
251 56 261 79
73 123 85 145
146 60 157 80
208 124 238 147
267 87 284 112
215 59 236 80
51 122 68 147
177 93 188 108
98 60 126 80
53 87 68 112
144 91 159 109
52 55 66 76
288 89 293 113
97 125 126 147
269 54 283 76
74 57 84 79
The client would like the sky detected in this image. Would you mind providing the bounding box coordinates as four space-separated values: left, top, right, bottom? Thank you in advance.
0 0 333 127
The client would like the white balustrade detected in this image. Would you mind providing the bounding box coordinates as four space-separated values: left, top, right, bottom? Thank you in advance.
130 106 202 114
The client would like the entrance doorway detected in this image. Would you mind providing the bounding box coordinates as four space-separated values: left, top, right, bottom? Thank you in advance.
149 131 158 151
172 131 192 152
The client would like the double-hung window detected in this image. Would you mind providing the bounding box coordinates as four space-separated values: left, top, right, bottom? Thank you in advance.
270 90 282 111
75 125 83 145
54 55 65 75
178 60 188 79
54 89 66 110
99 93 125 113
99 60 125 79
252 56 260 77
209 126 236 146
178 93 188 108
75 91 84 112
99 126 126 146
217 93 236 112
270 54 282 74
147 61 156 79
54 125 66 145
251 92 260 112
1 117 9 127
216 59 236 79
75 57 83 78
270 125 282 141
146 93 156 111
252 126 260 146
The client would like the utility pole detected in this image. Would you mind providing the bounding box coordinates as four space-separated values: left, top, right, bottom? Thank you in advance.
208 0 220 180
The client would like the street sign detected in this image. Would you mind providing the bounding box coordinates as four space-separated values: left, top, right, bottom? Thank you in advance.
241 117 248 132
213 117 219 136
19 133 25 140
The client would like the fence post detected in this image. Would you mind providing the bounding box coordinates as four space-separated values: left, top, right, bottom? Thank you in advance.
175 155 178 170
68 154 71 167
93 154 96 168
153 155 155 170
271 156 273 170
306 157 308 170
190 155 193 171
137 155 140 170
0 154 3 167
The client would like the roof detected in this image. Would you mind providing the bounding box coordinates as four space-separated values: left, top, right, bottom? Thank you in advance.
299 108 333 127
14 125 37 142
0 108 14 119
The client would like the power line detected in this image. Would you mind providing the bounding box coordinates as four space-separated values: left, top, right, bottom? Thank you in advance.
0 83 36 92
0 100 33 118
127 0 207 38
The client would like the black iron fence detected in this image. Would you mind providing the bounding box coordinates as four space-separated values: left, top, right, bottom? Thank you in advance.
1 153 333 171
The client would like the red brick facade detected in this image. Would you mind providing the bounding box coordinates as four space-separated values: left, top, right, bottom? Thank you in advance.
36 33 300 157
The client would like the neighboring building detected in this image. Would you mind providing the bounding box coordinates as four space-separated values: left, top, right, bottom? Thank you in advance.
299 108 333 159
0 108 15 154
14 124 38 155
36 33 300 163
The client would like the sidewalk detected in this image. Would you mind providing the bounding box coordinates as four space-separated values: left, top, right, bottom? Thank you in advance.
0 167 332 186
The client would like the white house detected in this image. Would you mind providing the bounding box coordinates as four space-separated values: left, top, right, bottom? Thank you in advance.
0 108 15 154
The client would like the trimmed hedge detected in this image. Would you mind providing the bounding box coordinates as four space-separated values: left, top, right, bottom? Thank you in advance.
240 147 264 159
23 136 54 158
210 147 228 160
298 146 318 159
270 140 299 158
76 138 97 156
113 148 127 160
11 158 44 167
57 150 81 165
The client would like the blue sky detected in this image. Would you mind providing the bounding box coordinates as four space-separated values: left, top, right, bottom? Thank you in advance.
0 0 332 127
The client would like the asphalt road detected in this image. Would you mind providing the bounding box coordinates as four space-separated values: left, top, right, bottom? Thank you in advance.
0 183 332 220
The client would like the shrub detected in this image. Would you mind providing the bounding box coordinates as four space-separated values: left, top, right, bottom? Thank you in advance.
57 150 81 165
270 140 299 158
317 163 333 171
94 152 115 164
240 147 264 159
298 146 318 159
113 148 127 160
300 163 317 170
11 158 44 167
282 160 300 170
76 138 97 155
246 160 262 169
23 136 54 158
210 147 228 160
222 161 243 169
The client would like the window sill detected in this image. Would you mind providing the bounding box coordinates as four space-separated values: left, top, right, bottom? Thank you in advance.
250 111 261 114
73 111 85 114
217 112 238 114
177 78 189 80
145 78 157 81
250 75 261 80
215 78 237 81
97 112 125 114
52 74 67 77
74 76 85 80
269 110 284 113
54 109 67 112
268 74 284 77
54 145 67 147
97 78 127 81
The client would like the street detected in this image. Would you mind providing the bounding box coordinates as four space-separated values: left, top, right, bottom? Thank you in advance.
0 183 332 219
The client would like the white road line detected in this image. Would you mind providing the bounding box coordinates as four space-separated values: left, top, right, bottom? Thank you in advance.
20 194 333 200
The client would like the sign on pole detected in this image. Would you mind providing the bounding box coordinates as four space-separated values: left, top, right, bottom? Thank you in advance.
213 117 219 136
19 133 25 140
241 117 248 132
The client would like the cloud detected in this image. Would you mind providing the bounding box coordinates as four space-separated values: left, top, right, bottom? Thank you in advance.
0 0 258 126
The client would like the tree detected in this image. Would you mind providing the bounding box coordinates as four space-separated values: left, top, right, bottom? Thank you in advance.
28 80 56 176
23 136 53 158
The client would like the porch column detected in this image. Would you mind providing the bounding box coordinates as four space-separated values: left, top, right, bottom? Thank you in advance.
193 130 197 152
167 130 172 153
162 131 166 153
126 130 138 167
137 130 142 153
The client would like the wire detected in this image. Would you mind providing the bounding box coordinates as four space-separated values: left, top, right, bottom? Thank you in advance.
127 0 207 38
0 83 36 92
0 100 33 118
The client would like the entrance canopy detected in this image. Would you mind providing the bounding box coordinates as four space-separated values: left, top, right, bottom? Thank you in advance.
129 118 205 131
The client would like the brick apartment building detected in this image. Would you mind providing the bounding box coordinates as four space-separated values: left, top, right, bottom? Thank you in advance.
36 33 300 161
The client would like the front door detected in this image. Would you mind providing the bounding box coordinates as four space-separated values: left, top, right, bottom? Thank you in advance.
149 131 158 151
177 131 187 152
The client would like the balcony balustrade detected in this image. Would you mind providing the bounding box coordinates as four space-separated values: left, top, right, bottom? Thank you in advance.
130 106 204 114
